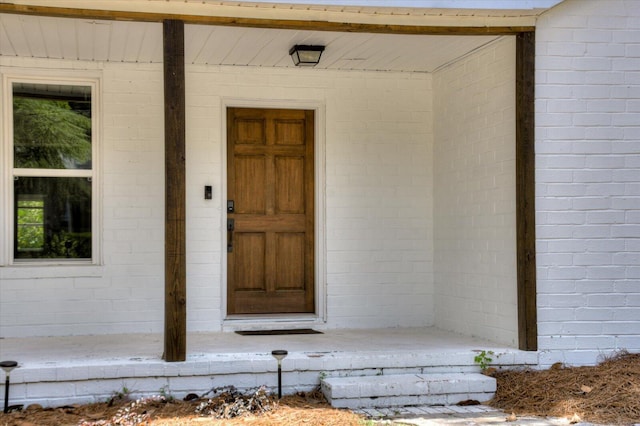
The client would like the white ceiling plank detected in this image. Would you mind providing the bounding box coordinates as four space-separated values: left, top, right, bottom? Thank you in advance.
430 35 501 71
322 32 379 69
199 27 245 65
136 22 162 63
107 21 129 62
152 31 164 63
250 29 302 67
27 17 50 58
222 28 275 65
2 15 33 57
0 16 17 56
55 16 78 59
24 17 49 58
121 23 148 62
376 37 430 72
38 17 63 59
76 21 96 61
92 21 113 61
342 34 393 70
185 24 217 64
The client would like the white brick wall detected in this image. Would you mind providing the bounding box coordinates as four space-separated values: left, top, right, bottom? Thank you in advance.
536 0 640 365
433 37 518 346
0 57 434 336
185 65 434 330
323 71 433 328
0 58 166 337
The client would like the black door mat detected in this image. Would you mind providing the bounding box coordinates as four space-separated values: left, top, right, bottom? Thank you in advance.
235 328 323 336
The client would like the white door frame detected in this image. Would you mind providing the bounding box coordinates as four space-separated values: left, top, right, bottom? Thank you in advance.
220 97 326 330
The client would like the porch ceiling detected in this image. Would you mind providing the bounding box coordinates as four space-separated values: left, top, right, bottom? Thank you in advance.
0 12 506 72
0 0 564 72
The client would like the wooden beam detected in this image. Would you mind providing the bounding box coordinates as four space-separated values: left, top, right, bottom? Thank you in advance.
163 19 187 362
0 4 534 35
516 30 537 351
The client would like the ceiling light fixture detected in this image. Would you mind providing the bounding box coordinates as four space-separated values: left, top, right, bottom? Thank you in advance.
289 45 325 67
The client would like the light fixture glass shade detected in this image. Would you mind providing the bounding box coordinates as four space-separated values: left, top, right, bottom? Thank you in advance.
0 361 18 374
271 349 288 361
289 45 325 66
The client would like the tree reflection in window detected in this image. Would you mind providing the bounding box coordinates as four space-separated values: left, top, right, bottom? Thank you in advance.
16 197 45 252
13 92 92 170
14 177 92 259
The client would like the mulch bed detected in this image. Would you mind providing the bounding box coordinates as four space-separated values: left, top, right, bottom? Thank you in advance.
0 387 364 426
489 351 640 425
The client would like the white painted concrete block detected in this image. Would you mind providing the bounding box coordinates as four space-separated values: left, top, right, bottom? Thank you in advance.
321 373 495 409
26 382 76 399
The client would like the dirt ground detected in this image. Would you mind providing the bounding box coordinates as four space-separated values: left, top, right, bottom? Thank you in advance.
0 351 638 426
0 387 364 426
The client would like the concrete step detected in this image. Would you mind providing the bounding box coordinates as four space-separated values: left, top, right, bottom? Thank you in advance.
321 373 496 409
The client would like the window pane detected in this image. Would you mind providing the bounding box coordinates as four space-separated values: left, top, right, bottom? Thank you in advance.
14 177 92 260
13 83 92 170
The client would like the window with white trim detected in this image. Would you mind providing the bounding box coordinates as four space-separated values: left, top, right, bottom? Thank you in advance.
8 79 98 263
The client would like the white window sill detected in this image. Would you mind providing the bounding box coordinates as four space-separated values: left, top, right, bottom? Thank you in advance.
0 263 104 279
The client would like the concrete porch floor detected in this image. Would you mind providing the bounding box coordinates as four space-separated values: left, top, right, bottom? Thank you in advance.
0 327 530 365
0 327 539 407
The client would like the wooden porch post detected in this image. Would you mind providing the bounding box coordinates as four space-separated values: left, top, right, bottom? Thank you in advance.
516 30 538 351
163 19 187 362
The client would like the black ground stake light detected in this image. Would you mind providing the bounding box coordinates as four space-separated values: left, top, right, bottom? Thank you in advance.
271 350 288 399
0 360 18 414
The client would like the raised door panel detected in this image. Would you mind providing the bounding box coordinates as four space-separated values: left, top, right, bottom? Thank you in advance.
275 119 305 146
235 155 266 214
275 156 305 214
235 118 266 145
234 233 266 291
275 232 305 291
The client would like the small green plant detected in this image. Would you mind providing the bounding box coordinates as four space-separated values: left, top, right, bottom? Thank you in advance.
114 386 131 400
318 371 327 380
107 386 137 405
158 385 174 401
473 350 495 372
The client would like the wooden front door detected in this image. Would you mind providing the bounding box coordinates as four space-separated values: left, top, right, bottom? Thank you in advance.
227 107 315 315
